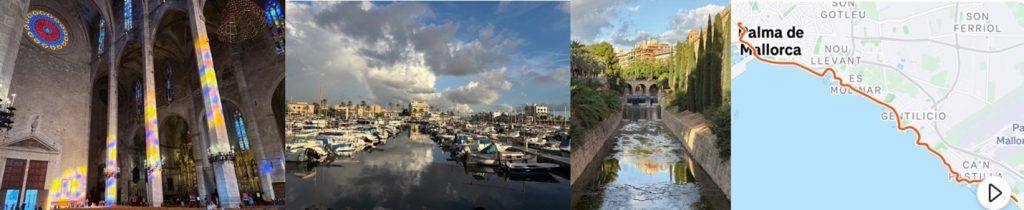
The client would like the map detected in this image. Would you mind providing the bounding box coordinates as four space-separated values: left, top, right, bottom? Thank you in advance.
731 1 1024 209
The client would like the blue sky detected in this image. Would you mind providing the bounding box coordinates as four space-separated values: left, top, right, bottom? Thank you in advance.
572 0 728 50
286 1 569 114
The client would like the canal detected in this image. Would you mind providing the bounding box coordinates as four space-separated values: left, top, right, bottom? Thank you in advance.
286 130 570 209
573 121 729 209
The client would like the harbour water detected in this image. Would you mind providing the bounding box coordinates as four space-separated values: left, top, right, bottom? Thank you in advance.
286 130 570 209
574 121 729 209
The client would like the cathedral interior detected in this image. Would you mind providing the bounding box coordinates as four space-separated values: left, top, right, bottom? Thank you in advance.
0 0 285 209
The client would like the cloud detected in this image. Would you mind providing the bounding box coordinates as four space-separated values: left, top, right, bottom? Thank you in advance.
571 0 635 42
307 2 524 78
360 0 373 11
286 2 376 103
495 104 515 113
417 25 523 76
288 2 518 106
608 21 653 50
449 104 474 114
288 1 566 113
364 53 438 104
660 4 725 42
627 6 640 14
574 2 725 49
517 66 569 85
440 68 512 105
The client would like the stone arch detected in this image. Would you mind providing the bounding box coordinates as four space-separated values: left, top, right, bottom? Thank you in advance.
219 99 263 197
147 2 189 40
86 73 110 202
153 9 198 105
119 127 147 201
272 78 285 142
649 83 658 96
115 40 145 120
159 114 199 201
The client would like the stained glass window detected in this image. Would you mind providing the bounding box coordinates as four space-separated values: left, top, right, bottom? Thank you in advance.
264 0 285 54
24 10 69 51
97 19 105 55
234 111 250 151
123 0 132 31
164 63 174 102
134 81 142 115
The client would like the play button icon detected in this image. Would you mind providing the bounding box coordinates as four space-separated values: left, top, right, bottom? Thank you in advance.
978 176 1011 209
989 183 1002 202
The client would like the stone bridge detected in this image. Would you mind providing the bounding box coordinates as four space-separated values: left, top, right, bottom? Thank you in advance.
624 79 663 121
625 79 662 105
625 79 660 97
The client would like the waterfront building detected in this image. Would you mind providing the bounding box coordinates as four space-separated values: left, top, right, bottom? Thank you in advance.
288 102 316 116
525 104 549 117
369 105 382 116
408 101 430 117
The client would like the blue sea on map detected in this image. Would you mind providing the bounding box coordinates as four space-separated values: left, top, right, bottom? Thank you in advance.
732 59 1018 209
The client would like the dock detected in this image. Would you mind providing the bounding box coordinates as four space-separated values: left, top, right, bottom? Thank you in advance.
508 146 570 165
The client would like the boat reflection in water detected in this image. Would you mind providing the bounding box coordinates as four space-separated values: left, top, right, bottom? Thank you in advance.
574 122 729 209
286 129 570 209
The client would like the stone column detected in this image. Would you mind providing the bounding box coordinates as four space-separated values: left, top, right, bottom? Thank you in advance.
141 0 163 206
186 0 241 207
228 45 275 201
104 12 119 206
190 102 211 202
191 132 208 201
0 0 30 100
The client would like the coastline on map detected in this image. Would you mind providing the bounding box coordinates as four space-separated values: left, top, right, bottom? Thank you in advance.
732 60 1001 209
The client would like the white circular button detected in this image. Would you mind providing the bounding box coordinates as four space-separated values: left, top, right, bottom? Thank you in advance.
977 176 1011 210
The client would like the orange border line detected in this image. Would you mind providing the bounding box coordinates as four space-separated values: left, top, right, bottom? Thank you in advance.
737 22 1020 204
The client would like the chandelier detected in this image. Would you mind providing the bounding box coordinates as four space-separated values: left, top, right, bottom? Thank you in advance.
216 0 264 43
0 94 15 132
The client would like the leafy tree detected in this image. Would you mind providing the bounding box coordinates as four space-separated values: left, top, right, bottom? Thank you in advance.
571 42 604 78
569 41 623 150
586 41 618 70
705 101 730 161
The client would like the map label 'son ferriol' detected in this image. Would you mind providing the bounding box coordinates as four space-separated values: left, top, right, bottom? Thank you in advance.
739 26 803 56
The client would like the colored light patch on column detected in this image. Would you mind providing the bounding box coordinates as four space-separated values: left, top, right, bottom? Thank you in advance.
104 177 116 205
145 70 161 184
104 134 117 205
259 160 272 174
194 36 231 143
48 167 86 207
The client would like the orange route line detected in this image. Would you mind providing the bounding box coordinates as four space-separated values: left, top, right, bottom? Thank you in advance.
737 22 1020 204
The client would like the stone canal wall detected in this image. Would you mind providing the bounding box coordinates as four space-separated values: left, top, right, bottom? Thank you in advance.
570 110 623 187
661 108 732 199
